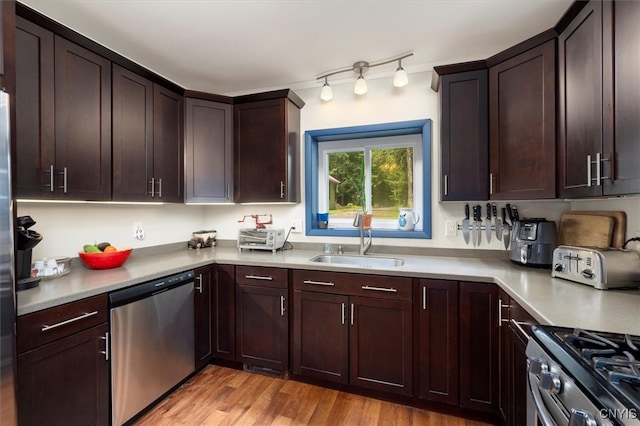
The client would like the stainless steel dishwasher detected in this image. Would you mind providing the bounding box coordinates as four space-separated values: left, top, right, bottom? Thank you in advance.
109 270 195 425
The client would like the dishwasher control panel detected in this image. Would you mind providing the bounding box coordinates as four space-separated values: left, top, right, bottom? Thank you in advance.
109 270 194 307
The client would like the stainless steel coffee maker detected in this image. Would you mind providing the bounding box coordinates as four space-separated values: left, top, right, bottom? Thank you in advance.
509 218 557 268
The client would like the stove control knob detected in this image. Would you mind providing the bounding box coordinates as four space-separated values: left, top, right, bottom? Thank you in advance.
539 371 562 394
527 357 548 377
553 263 564 273
569 409 597 426
581 269 595 280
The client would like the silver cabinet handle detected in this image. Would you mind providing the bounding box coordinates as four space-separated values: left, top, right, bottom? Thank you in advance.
280 295 286 316
43 165 54 191
100 332 109 361
226 183 230 200
497 298 511 327
350 303 355 326
195 274 203 293
361 285 397 293
341 302 346 325
280 181 285 199
245 275 273 281
157 177 162 198
443 174 448 196
57 167 67 193
149 177 155 197
303 279 334 287
511 319 530 341
489 172 494 195
41 311 98 332
422 286 427 310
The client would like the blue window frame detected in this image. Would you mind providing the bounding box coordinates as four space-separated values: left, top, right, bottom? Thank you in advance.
305 119 432 239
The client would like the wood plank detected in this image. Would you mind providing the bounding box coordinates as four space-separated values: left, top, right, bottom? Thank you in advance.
134 365 496 426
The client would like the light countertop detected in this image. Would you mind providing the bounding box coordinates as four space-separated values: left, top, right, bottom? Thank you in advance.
17 246 640 335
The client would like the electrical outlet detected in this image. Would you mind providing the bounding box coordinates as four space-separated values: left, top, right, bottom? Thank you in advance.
133 222 145 240
445 220 458 237
291 219 303 233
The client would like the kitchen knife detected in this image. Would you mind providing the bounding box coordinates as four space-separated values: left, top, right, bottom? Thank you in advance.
502 207 511 250
485 202 492 243
506 203 515 224
492 203 502 241
472 205 481 247
462 204 470 245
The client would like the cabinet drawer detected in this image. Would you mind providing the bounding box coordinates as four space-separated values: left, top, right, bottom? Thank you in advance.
293 270 412 301
17 294 108 353
236 265 287 289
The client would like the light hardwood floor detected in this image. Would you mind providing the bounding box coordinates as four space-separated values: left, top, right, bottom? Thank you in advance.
134 365 496 425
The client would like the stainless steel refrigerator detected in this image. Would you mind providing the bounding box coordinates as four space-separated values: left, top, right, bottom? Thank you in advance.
0 89 18 425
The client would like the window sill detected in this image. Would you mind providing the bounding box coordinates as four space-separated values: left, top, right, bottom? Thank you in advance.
307 228 430 239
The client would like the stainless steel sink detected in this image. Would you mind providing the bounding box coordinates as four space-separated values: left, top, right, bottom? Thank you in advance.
309 254 405 268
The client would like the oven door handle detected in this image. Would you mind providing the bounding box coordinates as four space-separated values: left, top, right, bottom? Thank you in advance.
529 372 558 426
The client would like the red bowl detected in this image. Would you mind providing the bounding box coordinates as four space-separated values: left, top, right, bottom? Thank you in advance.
78 248 133 270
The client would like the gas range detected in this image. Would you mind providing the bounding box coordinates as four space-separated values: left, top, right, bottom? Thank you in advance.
527 325 640 425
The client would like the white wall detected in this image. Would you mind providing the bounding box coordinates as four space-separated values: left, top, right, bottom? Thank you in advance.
18 70 640 259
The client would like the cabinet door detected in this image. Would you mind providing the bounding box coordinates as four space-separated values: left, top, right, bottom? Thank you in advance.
194 265 213 370
497 290 510 425
440 70 489 201
558 1 604 198
459 282 498 412
604 1 640 195
234 99 287 202
15 17 55 199
153 84 184 202
417 279 459 404
350 296 412 396
17 323 109 426
213 264 235 361
112 65 153 201
185 98 233 203
54 36 111 200
489 40 556 200
293 290 349 384
235 284 288 371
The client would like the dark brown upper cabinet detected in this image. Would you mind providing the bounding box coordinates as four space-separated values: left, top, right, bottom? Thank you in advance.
16 18 111 200
233 90 303 203
603 0 640 195
184 97 233 203
558 1 605 198
112 64 183 202
433 64 489 201
489 37 557 200
558 0 640 198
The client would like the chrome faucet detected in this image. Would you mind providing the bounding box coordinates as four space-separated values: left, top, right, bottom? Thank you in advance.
352 211 372 255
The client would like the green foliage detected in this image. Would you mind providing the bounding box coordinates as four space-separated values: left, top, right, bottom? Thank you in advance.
328 147 413 211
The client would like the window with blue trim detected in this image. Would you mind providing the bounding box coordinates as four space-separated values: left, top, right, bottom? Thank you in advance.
305 120 432 239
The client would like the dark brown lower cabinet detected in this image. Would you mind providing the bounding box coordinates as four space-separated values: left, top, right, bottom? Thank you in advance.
349 296 413 396
293 290 349 384
498 289 535 426
292 270 413 397
417 279 459 404
194 264 213 370
17 323 109 426
235 266 288 372
459 282 498 413
213 264 236 361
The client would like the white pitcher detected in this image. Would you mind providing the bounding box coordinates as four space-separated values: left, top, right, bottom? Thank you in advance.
398 208 420 231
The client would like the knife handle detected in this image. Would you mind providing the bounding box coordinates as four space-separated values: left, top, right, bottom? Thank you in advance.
512 205 520 222
506 204 514 223
486 203 492 220
492 203 498 218
473 205 480 221
464 203 470 220
502 207 508 224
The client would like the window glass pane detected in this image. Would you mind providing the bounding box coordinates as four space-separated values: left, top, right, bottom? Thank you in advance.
371 147 413 221
327 151 364 221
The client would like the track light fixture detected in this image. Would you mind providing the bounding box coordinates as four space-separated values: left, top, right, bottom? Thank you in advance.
316 53 413 101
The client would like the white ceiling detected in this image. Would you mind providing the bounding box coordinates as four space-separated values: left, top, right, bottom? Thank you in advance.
20 0 573 96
